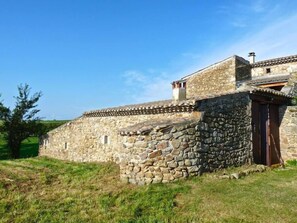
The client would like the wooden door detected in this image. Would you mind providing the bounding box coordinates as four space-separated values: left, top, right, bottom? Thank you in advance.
252 101 261 164
269 104 281 165
252 102 281 166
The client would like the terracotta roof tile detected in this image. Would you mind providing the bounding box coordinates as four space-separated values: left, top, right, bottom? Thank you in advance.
83 99 196 117
246 74 291 86
252 54 297 68
248 86 293 97
83 87 292 117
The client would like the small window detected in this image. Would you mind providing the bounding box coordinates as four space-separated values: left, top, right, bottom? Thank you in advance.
266 68 271 73
44 139 49 149
181 82 186 88
65 142 68 149
102 135 109 144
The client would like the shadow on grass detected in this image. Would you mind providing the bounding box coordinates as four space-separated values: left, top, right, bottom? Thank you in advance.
0 137 39 160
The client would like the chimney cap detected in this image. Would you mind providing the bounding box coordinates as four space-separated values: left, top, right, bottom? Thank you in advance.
248 52 256 57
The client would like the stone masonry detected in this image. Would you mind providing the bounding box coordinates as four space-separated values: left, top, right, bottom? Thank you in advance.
185 56 250 99
280 106 297 160
39 112 193 163
119 93 252 184
40 92 253 185
251 58 297 78
40 52 297 185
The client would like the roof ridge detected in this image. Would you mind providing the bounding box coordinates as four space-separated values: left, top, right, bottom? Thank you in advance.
83 99 196 117
180 55 235 81
252 54 297 67
246 74 291 85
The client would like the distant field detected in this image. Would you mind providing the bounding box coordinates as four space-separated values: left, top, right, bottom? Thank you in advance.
38 120 69 134
0 136 39 160
0 157 296 222
0 120 68 160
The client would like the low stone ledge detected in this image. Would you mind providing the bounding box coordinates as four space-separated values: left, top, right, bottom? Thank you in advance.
209 165 267 180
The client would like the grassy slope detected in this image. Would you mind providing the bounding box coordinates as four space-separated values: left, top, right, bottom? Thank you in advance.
0 157 297 223
1 130 297 222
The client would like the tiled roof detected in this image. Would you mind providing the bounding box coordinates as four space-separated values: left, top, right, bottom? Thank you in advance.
83 87 292 117
247 86 293 98
246 74 291 86
197 87 292 101
83 99 196 117
252 54 297 68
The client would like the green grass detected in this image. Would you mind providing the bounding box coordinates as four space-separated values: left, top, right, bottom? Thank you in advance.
0 157 297 222
287 159 297 166
0 120 68 160
0 136 39 160
0 157 189 223
1 132 297 222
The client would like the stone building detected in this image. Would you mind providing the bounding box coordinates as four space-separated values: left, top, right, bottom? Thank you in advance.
39 53 297 185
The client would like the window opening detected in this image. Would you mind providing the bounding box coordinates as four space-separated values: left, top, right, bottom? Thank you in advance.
102 135 109 144
44 139 49 149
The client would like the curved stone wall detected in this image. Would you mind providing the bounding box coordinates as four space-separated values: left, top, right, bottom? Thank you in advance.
120 93 253 184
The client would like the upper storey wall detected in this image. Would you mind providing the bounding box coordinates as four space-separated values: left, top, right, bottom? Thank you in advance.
251 61 297 78
236 57 251 81
186 57 236 98
186 56 250 98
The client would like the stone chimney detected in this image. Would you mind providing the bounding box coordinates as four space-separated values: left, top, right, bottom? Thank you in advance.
248 52 256 64
172 81 186 101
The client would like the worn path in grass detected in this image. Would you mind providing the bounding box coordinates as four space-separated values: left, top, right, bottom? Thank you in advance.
0 156 297 223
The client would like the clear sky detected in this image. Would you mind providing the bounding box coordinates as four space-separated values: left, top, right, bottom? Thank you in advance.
1 0 297 120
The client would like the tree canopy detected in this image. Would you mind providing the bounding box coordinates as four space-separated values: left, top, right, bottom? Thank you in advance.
0 84 42 158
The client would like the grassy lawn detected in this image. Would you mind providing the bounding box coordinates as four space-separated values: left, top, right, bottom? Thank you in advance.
0 156 297 223
1 128 297 222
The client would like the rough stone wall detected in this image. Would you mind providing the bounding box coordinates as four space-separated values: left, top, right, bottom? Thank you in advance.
120 93 253 184
279 106 297 160
120 121 200 184
197 93 253 171
40 93 253 184
235 57 251 82
39 112 193 163
286 72 297 96
251 62 297 78
186 56 250 98
186 57 236 98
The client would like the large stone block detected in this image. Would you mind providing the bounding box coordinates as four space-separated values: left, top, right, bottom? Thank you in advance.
149 150 162 158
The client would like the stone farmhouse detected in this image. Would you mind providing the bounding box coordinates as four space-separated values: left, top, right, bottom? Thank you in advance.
40 52 297 185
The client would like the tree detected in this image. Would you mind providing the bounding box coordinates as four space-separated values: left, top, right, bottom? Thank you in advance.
0 84 42 159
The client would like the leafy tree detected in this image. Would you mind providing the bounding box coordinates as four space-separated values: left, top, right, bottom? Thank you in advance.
0 84 42 159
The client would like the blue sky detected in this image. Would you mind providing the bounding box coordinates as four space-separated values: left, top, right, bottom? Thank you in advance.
1 0 297 120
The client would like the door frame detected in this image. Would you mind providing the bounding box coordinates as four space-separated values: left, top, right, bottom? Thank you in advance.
251 100 281 166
